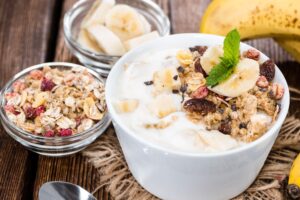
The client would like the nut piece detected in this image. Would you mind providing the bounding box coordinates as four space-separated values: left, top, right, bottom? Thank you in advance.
191 86 208 99
183 99 216 115
176 50 193 66
270 83 284 100
115 99 139 113
256 76 269 88
243 49 260 61
260 60 275 81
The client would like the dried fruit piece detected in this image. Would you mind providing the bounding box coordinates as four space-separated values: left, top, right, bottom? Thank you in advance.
183 99 216 115
59 128 73 137
35 105 46 116
260 60 275 81
270 83 284 100
41 77 56 91
115 99 139 113
191 86 208 99
256 76 269 88
4 105 20 115
189 45 207 56
218 121 231 134
83 97 103 120
44 130 55 137
29 70 44 80
243 49 260 61
176 50 193 66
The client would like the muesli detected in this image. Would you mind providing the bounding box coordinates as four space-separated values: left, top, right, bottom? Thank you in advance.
115 30 284 153
4 66 106 137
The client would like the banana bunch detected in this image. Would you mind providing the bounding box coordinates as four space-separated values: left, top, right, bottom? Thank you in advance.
287 153 300 199
78 0 160 56
200 0 300 62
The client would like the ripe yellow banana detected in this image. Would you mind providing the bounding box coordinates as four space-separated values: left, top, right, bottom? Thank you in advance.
276 39 300 63
200 0 300 40
287 153 300 199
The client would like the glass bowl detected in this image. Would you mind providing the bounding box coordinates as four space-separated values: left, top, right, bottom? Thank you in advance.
63 0 170 77
0 62 111 157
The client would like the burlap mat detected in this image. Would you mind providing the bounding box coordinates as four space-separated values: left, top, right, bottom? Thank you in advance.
83 87 300 200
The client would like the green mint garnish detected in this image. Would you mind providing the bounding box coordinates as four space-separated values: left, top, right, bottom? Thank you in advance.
206 29 240 87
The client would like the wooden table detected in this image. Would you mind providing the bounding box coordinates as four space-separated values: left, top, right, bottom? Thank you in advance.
0 0 299 199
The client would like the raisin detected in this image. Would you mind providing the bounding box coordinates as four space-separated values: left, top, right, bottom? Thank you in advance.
218 121 231 134
144 80 153 86
239 123 247 129
177 66 185 73
173 75 178 80
41 77 56 91
231 104 237 111
194 58 207 76
189 46 208 56
172 89 179 94
183 99 216 115
260 60 275 81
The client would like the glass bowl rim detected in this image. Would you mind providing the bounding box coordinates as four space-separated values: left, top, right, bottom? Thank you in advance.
0 62 111 142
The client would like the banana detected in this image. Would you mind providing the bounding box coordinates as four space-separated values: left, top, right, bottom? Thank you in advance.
124 31 159 51
153 67 181 93
86 24 126 56
287 153 300 199
149 94 180 118
81 0 116 28
209 58 259 97
77 29 103 53
276 38 300 63
200 45 224 74
200 0 300 40
115 99 139 113
104 4 151 41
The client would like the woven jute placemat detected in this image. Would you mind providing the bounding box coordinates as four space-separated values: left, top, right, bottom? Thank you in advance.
83 88 300 200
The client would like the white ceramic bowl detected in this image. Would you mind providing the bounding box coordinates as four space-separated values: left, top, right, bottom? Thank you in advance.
105 34 290 200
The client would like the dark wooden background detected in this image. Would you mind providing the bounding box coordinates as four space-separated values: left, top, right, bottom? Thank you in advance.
0 0 299 199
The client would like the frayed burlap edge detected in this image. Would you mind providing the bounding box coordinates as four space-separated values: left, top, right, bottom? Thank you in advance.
83 87 300 200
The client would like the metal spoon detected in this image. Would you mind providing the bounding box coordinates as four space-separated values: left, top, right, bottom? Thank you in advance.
39 181 96 200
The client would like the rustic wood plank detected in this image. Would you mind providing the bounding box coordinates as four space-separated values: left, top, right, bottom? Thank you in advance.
0 0 58 199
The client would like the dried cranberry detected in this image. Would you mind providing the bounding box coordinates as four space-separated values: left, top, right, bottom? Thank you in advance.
44 130 55 137
35 105 45 116
243 49 260 61
189 46 208 56
59 128 72 137
194 58 207 76
218 121 231 134
260 60 275 81
4 105 20 115
191 86 208 99
41 77 56 91
24 106 36 119
183 99 216 115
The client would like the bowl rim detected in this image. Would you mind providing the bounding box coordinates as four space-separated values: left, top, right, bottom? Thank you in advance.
0 62 110 142
63 0 171 59
105 33 290 158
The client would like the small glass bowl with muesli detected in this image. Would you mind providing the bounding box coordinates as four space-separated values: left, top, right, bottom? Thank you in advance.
105 33 290 199
0 62 110 157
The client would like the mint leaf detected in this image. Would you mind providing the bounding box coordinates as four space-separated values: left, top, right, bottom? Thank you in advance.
206 29 240 87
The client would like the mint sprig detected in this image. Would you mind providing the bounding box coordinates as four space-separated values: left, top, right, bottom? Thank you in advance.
206 29 240 87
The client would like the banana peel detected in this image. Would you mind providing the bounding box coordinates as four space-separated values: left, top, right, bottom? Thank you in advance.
276 39 300 63
287 153 300 199
200 0 300 40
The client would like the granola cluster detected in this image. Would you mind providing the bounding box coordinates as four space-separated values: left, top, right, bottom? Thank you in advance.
176 46 284 142
4 66 106 137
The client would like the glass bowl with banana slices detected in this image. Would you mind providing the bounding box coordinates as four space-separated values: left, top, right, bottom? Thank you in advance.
63 0 170 76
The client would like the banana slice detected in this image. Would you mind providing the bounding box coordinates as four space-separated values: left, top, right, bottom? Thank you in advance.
77 29 103 53
86 24 126 56
104 4 150 41
124 31 159 51
153 67 181 93
115 99 139 113
200 45 224 74
149 94 180 118
81 0 116 28
209 58 259 97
